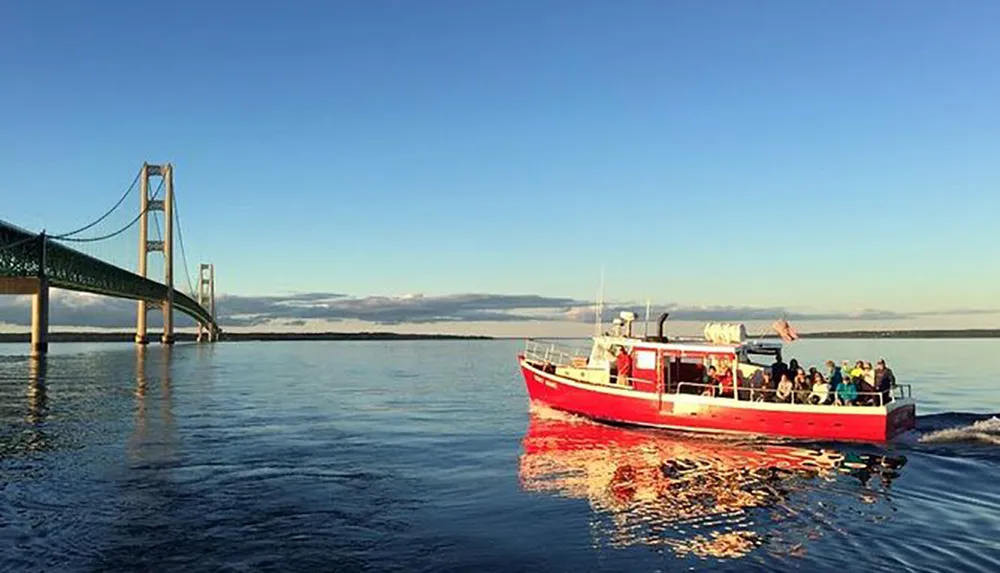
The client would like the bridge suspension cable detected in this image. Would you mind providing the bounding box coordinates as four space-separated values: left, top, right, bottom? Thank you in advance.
51 168 142 240
144 183 197 299
148 191 196 298
172 193 198 298
56 177 163 243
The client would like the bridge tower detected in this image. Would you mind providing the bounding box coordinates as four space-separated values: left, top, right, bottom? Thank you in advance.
135 162 175 345
196 263 217 342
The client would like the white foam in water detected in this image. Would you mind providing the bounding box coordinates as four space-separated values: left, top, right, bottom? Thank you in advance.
528 401 593 424
920 416 1000 445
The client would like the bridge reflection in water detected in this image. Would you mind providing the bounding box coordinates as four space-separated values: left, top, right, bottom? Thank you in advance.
128 346 177 469
518 406 907 560
23 359 50 453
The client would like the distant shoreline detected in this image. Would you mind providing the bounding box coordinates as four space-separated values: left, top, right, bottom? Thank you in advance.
0 328 997 343
0 331 493 343
499 329 1000 340
779 329 1000 339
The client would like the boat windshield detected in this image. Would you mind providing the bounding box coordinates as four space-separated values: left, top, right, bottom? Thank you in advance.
741 346 781 367
587 339 615 369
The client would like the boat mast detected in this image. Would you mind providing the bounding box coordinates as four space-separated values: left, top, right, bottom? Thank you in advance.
644 296 651 337
595 265 605 337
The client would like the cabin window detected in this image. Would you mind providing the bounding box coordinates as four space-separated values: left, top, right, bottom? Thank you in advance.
667 356 707 394
635 350 657 370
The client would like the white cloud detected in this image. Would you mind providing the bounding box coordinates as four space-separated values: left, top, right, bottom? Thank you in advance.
0 289 996 333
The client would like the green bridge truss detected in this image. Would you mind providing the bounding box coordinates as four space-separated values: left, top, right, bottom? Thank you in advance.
1 220 216 327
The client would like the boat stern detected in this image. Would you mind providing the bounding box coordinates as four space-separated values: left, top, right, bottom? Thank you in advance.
886 399 917 439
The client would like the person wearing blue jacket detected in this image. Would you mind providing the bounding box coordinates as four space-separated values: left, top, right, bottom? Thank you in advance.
837 376 859 405
825 360 843 392
823 359 857 405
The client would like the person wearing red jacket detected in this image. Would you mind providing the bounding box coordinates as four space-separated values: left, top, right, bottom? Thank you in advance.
716 364 734 397
616 347 633 385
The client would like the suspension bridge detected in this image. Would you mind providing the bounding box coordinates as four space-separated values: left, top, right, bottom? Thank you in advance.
0 162 220 358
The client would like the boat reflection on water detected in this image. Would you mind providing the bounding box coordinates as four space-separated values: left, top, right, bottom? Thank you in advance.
518 406 907 560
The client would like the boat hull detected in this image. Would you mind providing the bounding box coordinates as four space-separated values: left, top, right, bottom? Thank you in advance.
519 358 916 443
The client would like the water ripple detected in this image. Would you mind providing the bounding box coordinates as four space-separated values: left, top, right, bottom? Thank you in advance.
1 339 999 571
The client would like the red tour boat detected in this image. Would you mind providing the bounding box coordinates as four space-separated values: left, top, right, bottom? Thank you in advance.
518 312 916 442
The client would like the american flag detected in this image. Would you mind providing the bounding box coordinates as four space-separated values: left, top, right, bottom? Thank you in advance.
772 318 800 342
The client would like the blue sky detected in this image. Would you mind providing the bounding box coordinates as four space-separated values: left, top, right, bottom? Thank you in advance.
2 1 999 332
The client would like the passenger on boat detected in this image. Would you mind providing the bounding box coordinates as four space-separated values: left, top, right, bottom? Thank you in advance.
826 360 844 394
792 369 810 404
836 375 858 406
849 360 876 404
842 360 854 388
775 373 794 403
615 347 633 385
755 370 772 402
875 359 895 404
701 366 717 396
849 360 865 381
863 361 876 387
785 358 799 380
716 364 735 398
771 355 788 385
808 372 830 405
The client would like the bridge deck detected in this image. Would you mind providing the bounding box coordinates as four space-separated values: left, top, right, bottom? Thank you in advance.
1 220 215 327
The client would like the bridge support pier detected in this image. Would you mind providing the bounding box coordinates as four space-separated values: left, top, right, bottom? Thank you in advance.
135 299 149 345
0 277 49 358
161 300 175 345
31 233 50 359
30 277 49 359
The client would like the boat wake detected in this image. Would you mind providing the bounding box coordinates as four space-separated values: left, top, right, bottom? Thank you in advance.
918 414 1000 446
527 401 592 424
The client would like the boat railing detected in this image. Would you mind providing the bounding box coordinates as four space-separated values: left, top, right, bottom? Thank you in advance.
522 339 592 368
893 383 912 400
674 381 912 407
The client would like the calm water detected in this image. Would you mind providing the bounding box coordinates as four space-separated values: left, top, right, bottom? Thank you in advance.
1 338 999 572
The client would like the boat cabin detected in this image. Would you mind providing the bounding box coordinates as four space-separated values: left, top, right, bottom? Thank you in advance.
543 312 783 396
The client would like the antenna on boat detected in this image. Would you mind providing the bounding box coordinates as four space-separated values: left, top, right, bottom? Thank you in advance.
644 295 651 337
595 264 605 337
